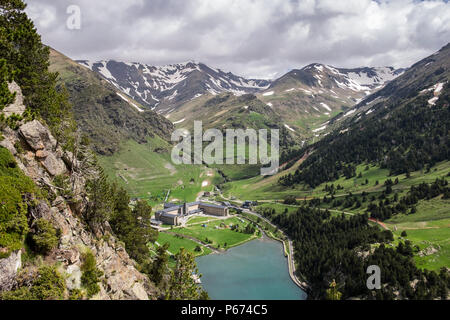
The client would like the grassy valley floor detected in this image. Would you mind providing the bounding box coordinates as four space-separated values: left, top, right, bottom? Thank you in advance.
99 137 223 207
226 161 450 273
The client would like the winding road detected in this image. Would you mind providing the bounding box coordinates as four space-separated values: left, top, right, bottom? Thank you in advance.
239 208 309 291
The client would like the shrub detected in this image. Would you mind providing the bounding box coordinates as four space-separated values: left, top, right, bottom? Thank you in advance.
53 174 73 199
0 265 66 300
80 250 103 298
68 289 84 300
283 195 297 205
30 218 59 254
0 147 35 257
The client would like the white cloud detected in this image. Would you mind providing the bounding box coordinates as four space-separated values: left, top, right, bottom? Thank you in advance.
25 0 450 79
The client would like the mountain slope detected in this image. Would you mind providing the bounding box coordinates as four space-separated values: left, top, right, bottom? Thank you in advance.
49 49 174 155
279 43 450 188
167 92 300 181
257 64 404 137
330 42 450 127
76 59 270 114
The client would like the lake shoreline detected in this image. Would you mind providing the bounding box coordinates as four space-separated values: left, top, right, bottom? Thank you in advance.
196 236 307 300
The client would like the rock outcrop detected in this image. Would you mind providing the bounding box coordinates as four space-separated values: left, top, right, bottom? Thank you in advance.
1 81 25 118
32 197 155 300
0 82 157 300
19 120 58 151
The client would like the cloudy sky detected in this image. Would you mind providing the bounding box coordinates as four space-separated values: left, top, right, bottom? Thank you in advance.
26 0 450 79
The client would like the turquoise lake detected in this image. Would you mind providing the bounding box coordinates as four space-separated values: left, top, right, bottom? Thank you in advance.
195 237 307 300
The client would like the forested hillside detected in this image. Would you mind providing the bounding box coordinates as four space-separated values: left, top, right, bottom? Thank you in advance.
259 205 450 300
279 45 449 188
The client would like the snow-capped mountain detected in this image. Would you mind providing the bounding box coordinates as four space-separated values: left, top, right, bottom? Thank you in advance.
257 63 405 123
329 43 450 128
269 63 404 96
77 59 271 113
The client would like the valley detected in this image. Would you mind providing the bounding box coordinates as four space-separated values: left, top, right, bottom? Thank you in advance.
1 0 449 303
80 44 448 299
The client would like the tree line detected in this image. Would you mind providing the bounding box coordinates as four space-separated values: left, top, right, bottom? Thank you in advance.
279 83 450 188
258 205 449 299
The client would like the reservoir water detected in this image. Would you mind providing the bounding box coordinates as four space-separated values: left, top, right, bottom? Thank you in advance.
196 237 307 300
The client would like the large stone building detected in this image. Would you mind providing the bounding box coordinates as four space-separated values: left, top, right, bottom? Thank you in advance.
155 201 229 226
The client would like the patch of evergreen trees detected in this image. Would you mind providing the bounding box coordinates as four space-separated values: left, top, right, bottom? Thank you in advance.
368 178 448 221
279 83 450 188
260 205 449 299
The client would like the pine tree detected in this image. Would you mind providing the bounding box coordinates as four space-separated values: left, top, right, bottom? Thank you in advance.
166 248 206 300
150 242 170 287
0 0 74 142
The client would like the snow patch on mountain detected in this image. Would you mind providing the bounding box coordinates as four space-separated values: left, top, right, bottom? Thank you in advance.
116 92 144 112
173 118 185 124
312 125 327 133
344 109 357 117
320 103 332 112
77 59 271 113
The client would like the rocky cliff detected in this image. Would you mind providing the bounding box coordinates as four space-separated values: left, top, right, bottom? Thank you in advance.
0 82 157 300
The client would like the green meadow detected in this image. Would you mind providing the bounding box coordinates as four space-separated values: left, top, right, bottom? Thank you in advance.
156 232 212 257
222 161 450 201
170 217 259 249
99 137 221 206
384 196 450 272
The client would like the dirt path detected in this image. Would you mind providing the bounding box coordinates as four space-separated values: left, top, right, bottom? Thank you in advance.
368 218 388 230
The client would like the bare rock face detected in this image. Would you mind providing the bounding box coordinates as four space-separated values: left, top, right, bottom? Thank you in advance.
418 245 439 257
12 120 68 178
40 152 67 176
66 264 82 290
0 88 156 299
0 251 22 292
32 198 154 300
2 81 25 118
19 120 57 151
0 127 19 156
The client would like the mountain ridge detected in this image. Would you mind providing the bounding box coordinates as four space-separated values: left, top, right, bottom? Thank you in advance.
76 59 271 114
278 42 450 188
49 48 174 155
77 58 404 122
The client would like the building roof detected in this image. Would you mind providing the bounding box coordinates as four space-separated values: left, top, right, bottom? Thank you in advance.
199 202 227 209
157 201 227 218
160 211 179 218
164 202 180 209
150 219 163 225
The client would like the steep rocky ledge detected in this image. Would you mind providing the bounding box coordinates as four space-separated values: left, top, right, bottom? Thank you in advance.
0 82 157 300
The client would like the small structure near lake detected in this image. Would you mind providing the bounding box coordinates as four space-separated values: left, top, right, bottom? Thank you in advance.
155 201 229 226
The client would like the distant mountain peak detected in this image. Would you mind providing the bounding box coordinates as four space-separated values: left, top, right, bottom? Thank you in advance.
77 59 271 114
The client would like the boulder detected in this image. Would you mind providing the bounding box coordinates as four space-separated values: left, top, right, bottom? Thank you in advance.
35 150 48 159
40 152 67 176
0 139 17 156
126 283 149 300
19 120 57 151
